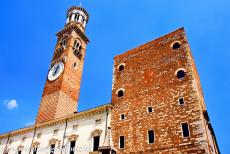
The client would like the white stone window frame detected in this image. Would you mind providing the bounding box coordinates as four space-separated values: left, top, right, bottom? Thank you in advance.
68 135 78 154
116 88 125 98
171 41 182 50
147 129 155 144
117 63 125 72
181 122 190 138
175 68 187 80
91 129 102 152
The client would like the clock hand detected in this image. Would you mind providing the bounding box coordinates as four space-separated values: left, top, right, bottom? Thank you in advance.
53 65 60 76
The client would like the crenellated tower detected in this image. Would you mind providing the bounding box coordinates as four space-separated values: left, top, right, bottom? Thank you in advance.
36 6 89 124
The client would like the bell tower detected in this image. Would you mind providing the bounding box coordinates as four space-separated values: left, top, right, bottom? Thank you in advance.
36 6 89 124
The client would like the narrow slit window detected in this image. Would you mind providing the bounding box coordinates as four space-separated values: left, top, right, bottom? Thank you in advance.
182 123 190 137
148 130 155 144
148 107 153 113
119 136 125 149
120 114 125 120
179 98 185 105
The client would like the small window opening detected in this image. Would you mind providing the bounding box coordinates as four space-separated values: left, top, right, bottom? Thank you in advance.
61 38 67 48
57 47 63 54
74 50 82 59
119 136 125 149
73 40 77 47
74 14 80 21
148 107 153 113
73 40 82 59
33 147 38 154
177 70 186 79
73 62 78 69
53 129 58 135
37 133 41 138
148 130 155 144
120 114 125 120
179 98 185 105
70 140 76 154
95 119 102 125
72 125 78 131
182 123 190 137
117 90 124 98
119 65 125 72
93 136 100 151
82 17 85 23
173 42 181 50
50 144 55 154
79 45 82 51
22 137 26 142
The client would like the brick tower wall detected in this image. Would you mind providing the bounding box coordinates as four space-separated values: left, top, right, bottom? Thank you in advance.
111 28 219 153
36 30 87 124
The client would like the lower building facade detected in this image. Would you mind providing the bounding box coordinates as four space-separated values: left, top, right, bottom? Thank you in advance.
0 105 112 154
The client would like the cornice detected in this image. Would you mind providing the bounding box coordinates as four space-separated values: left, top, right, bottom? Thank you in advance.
56 24 89 44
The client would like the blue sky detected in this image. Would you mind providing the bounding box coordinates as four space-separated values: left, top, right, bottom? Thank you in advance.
0 0 229 153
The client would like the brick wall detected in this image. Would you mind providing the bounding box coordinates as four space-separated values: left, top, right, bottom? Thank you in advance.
111 28 219 153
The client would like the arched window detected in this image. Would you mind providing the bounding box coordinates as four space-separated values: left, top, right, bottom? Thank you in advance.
73 40 83 59
118 64 125 72
176 70 186 79
172 42 181 50
61 38 67 48
74 13 80 21
117 90 124 97
73 40 81 51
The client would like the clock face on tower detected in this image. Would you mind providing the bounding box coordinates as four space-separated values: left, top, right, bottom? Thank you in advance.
48 62 65 81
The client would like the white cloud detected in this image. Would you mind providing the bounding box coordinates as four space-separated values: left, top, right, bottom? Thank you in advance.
5 99 18 110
